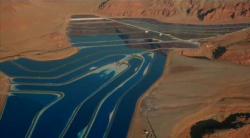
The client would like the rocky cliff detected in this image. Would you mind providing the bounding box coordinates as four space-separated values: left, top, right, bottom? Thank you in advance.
98 0 250 24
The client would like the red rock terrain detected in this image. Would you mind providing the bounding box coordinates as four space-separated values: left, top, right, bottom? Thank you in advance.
98 0 250 24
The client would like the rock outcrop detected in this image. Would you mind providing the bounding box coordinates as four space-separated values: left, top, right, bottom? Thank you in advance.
98 0 250 24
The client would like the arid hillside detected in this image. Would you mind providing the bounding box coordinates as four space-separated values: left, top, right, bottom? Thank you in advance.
98 0 250 24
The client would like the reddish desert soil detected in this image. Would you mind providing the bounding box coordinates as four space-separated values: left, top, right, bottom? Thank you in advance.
0 0 100 62
179 28 250 65
98 0 250 25
129 52 250 138
0 73 10 115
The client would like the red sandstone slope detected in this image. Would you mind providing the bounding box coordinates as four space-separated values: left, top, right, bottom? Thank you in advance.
98 0 250 24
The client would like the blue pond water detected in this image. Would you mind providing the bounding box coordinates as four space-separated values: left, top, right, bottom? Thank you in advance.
0 29 166 137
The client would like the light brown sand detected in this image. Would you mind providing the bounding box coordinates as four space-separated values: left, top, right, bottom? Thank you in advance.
0 0 100 62
0 73 10 115
129 51 250 138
